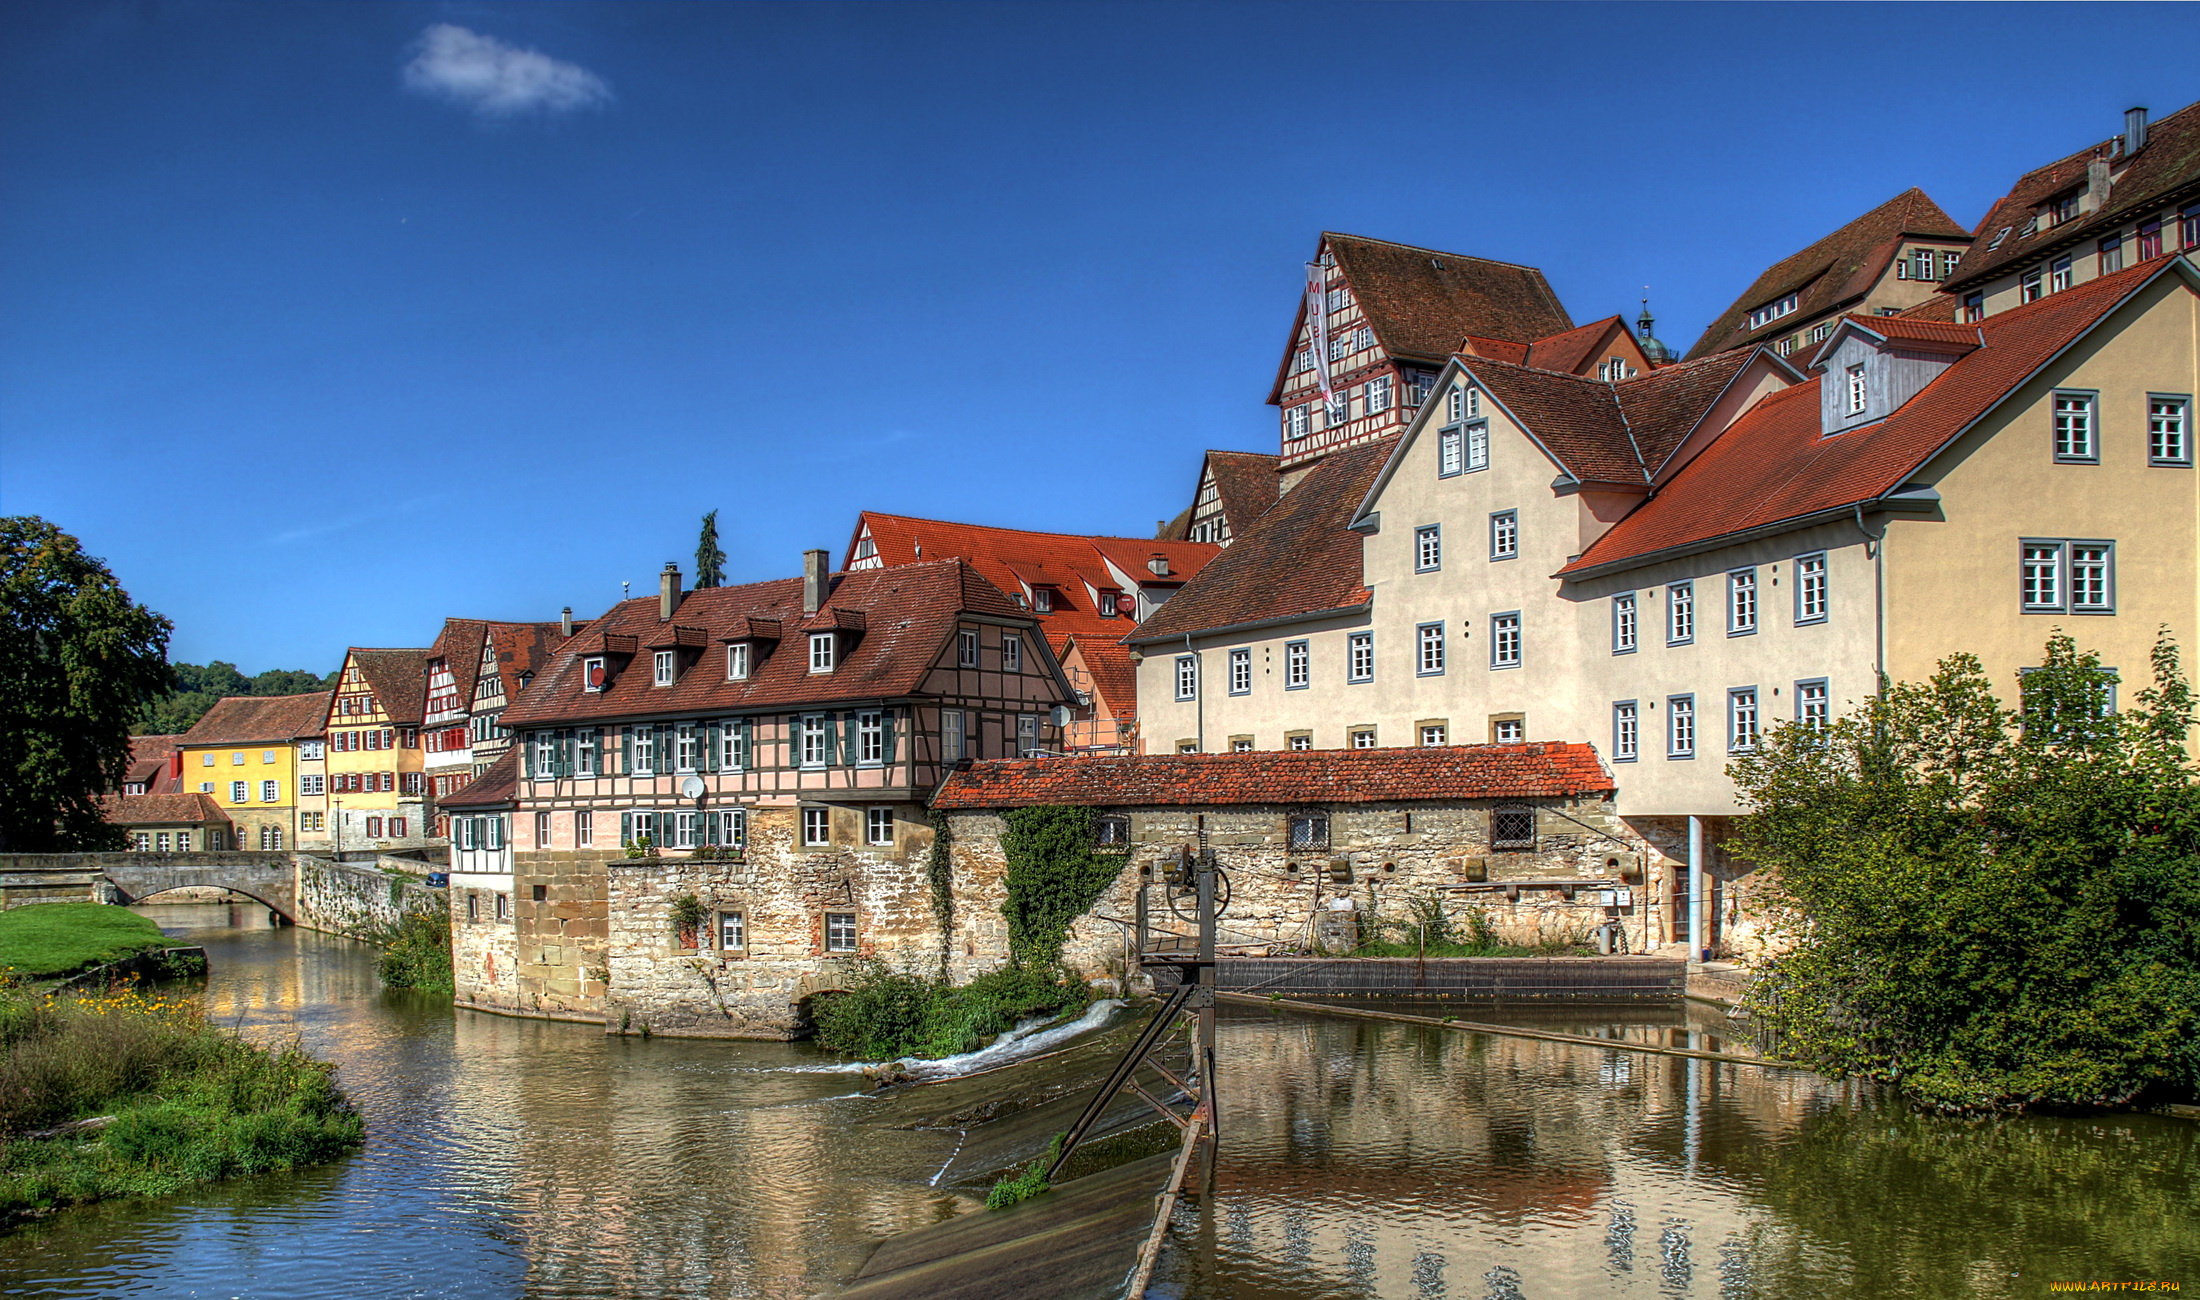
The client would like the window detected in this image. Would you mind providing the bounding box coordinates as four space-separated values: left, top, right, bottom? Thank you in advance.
825 912 858 953
259 826 281 851
1599 356 1635 383
1845 364 1867 416
1963 292 1985 324
1096 815 1131 848
1350 728 1377 749
1099 591 1121 618
390 818 406 838
400 772 423 795
576 728 598 777
631 725 657 775
301 740 324 760
2099 235 2124 275
1416 622 1445 676
1728 569 1757 636
1491 717 1524 743
1365 375 1391 414
1795 553 1828 624
799 716 829 768
366 816 384 838
232 751 246 765
2050 256 2073 293
958 630 980 667
2053 391 2097 462
1668 696 1695 758
134 832 150 851
1746 294 1798 330
2049 193 2078 226
1489 511 1518 560
1667 582 1694 645
1419 723 1448 747
717 808 746 850
1016 714 1039 757
301 774 325 796
856 712 884 766
1002 635 1023 673
865 807 893 846
1438 427 1464 477
653 650 676 687
1613 701 1639 761
718 911 745 952
2069 543 2114 612
1229 737 1253 753
674 810 701 850
1032 588 1052 613
726 643 749 680
1348 631 1374 683
802 808 831 846
1286 404 1311 439
1466 422 1489 472
1612 593 1637 653
1728 688 1759 752
532 883 547 902
1282 639 1309 690
1287 733 1312 751
2148 396 2191 465
1797 679 1830 727
2021 268 2043 302
808 633 835 674
1408 371 1435 408
1490 613 1521 668
2138 219 2163 261
252 778 274 803
1809 321 1834 344
533 811 551 847
1288 812 1329 850
1415 524 1441 572
230 780 248 803
675 723 699 773
1174 655 1198 701
942 709 966 763
1178 741 1199 754
577 810 593 848
1491 807 1535 850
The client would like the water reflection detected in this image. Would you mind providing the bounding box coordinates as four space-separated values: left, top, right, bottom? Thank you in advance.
0 907 2192 1299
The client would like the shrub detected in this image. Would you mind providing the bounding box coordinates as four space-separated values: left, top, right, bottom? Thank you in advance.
812 961 1087 1061
375 909 454 993
985 1132 1064 1211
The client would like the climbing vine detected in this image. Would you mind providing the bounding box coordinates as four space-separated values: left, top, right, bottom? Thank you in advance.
999 806 1128 966
926 811 955 975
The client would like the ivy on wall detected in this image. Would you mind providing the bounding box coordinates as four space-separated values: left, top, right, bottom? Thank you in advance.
926 811 954 974
999 806 1128 966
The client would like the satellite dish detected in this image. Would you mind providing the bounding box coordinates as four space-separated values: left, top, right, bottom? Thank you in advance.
679 775 707 801
1050 704 1074 728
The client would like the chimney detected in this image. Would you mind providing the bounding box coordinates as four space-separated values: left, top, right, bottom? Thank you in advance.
659 562 682 621
2125 106 2149 156
803 549 829 615
560 606 573 638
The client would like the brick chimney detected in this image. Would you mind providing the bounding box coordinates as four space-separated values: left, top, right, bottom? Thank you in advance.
560 606 573 638
659 562 682 621
803 549 829 615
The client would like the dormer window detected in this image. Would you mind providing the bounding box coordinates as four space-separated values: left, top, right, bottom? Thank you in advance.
1599 356 1636 383
809 632 836 674
1846 365 1867 416
1033 588 1053 613
726 643 750 680
653 650 675 687
1818 319 1977 436
1747 294 1798 330
584 657 607 692
1147 555 1169 577
1099 591 1119 618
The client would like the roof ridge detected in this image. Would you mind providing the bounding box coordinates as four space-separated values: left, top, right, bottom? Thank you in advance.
1321 230 1543 273
861 511 1213 546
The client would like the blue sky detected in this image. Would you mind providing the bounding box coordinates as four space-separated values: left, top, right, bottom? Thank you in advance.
3 2 2194 672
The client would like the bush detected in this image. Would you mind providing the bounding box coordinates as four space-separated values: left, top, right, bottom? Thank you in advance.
0 981 362 1220
375 909 454 993
1731 632 2200 1113
812 961 1087 1061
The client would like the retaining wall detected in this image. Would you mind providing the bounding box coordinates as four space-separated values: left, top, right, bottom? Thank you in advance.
294 855 446 940
1183 955 1687 1000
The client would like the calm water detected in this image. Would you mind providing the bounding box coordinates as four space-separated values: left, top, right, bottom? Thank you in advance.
0 905 2193 1299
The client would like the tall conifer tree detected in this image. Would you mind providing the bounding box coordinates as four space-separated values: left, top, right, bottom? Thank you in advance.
695 510 726 589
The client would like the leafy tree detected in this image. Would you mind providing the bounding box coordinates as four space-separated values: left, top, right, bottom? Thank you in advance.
136 661 336 735
694 510 726 589
0 517 174 851
1731 631 2200 1112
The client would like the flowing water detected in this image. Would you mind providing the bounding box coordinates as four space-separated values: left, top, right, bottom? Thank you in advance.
0 904 2194 1298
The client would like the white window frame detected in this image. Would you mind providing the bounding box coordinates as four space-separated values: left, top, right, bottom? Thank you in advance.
2148 395 2191 467
958 629 980 667
1612 701 1639 762
1284 640 1309 690
1350 728 1376 749
799 715 829 768
726 643 750 680
1419 723 1447 747
717 910 745 952
1174 655 1198 701
1348 631 1374 683
1465 421 1490 472
1667 582 1695 645
653 650 675 687
825 911 858 953
809 633 836 674
1286 404 1311 439
1796 678 1830 728
1416 622 1445 676
1365 374 1391 414
856 711 884 766
865 807 894 846
2053 390 2098 462
1668 695 1696 759
674 723 699 774
1612 593 1637 654
1002 634 1022 673
941 708 966 763
1016 714 1039 757
1228 647 1252 696
1728 688 1759 753
1490 613 1521 669
1414 524 1441 572
1845 364 1867 417
583 656 606 692
1438 426 1464 477
1489 510 1518 561
261 780 278 803
1727 568 1758 636
1794 553 1829 625
231 780 248 803
802 807 831 847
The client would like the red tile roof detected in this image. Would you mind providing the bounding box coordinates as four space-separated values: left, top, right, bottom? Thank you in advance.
1202 449 1282 540
97 792 231 827
1564 257 2190 577
502 558 1041 727
1685 189 1971 359
427 619 489 712
932 743 1614 809
347 650 429 726
486 621 574 701
440 748 519 808
1129 441 1388 644
1525 316 1629 375
180 693 333 747
123 734 183 792
1947 98 2200 294
1062 635 1139 722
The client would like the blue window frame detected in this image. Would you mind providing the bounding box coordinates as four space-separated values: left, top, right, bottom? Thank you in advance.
1173 655 1197 701
1489 510 1519 561
1667 695 1695 759
1611 593 1637 654
1727 568 1758 636
1347 631 1374 683
1727 687 1759 753
1793 553 1828 625
1414 524 1441 573
1667 582 1695 646
1415 622 1445 676
1489 612 1521 669
1284 640 1310 690
1228 647 1252 696
1611 701 1638 762
1795 678 1830 727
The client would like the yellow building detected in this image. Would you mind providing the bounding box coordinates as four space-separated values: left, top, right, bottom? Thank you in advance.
325 647 431 850
175 692 331 851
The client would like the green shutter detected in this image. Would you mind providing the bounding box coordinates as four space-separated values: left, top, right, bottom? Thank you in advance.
622 726 634 774
880 710 896 768
620 811 632 846
791 715 805 765
737 718 751 769
704 809 719 845
703 721 719 773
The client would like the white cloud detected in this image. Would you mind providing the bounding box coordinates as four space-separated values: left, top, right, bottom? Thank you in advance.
402 24 612 118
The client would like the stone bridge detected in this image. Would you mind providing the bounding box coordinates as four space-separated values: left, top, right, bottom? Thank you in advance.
1 852 299 919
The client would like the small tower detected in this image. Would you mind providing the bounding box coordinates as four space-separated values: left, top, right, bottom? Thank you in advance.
1636 296 1674 365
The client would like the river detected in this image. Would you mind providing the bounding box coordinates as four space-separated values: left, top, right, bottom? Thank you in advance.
0 904 2193 1298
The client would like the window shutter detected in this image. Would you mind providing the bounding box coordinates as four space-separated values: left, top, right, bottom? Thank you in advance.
791 715 805 762
880 710 896 767
620 811 632 845
703 721 719 773
520 735 533 780
622 726 634 773
704 811 719 846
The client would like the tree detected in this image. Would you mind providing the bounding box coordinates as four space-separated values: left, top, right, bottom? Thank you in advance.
694 510 726 589
137 661 337 734
0 517 174 852
1730 631 2200 1113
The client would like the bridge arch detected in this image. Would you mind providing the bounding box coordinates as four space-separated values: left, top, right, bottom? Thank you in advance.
101 854 298 922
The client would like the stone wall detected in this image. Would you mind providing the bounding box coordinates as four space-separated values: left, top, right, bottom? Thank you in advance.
451 888 522 1014
507 849 617 1021
942 795 1655 983
1619 815 1771 957
294 855 446 940
602 805 938 1039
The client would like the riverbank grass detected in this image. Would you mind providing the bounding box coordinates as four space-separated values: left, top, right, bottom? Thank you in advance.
0 903 171 980
814 962 1088 1061
375 909 454 993
0 980 363 1222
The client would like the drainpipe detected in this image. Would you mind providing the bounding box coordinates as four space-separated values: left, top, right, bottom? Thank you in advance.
1185 632 1203 753
1856 503 1888 687
1688 814 1706 962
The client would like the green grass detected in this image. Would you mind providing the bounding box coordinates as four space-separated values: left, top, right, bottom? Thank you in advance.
0 981 363 1222
0 904 171 980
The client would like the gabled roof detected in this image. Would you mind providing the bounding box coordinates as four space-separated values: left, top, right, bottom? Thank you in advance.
1685 189 1972 359
1524 316 1630 375
1201 449 1282 539
427 618 488 708
123 734 183 792
347 650 428 725
1564 256 2194 578
441 748 519 809
180 692 333 747
1129 442 1388 644
485 621 572 702
502 558 1045 727
1269 233 1572 402
932 742 1614 809
1061 635 1139 724
97 792 231 827
1801 313 1981 371
1947 98 2200 294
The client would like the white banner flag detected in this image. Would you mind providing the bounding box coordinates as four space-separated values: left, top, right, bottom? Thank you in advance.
1306 262 1337 416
